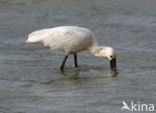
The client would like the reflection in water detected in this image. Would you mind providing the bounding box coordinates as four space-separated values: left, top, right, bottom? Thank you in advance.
95 68 118 78
40 66 118 85
110 69 118 77
59 68 80 76
61 66 119 77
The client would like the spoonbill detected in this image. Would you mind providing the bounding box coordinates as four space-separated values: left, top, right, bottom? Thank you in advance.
26 26 117 71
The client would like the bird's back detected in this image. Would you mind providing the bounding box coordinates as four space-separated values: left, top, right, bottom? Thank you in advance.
26 26 97 53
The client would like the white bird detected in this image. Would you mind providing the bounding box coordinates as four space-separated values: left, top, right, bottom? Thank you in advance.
26 26 117 71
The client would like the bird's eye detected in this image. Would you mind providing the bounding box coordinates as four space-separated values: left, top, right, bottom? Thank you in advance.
110 55 113 58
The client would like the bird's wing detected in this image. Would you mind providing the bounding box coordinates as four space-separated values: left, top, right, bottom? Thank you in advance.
26 28 53 43
42 28 94 51
26 26 97 52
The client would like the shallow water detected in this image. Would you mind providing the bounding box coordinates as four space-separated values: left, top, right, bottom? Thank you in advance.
0 0 156 113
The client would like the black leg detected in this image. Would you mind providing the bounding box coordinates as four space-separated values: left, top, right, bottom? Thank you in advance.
74 53 78 67
60 55 69 71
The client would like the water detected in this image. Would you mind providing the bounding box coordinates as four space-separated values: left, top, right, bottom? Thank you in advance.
0 0 156 113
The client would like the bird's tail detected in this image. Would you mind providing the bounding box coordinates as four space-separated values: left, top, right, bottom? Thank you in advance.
26 29 48 43
26 37 42 43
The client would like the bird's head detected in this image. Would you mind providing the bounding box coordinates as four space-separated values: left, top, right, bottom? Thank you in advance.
94 47 117 69
104 47 117 69
89 46 117 69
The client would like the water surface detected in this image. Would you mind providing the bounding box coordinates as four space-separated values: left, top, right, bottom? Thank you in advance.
0 0 156 113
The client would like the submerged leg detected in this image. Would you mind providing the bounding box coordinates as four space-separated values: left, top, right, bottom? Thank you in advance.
74 53 78 67
60 55 69 71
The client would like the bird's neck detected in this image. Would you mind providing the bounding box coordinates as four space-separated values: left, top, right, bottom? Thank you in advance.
88 46 107 57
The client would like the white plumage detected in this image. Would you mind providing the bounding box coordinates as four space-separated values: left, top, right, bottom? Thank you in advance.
26 26 96 53
26 26 117 71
